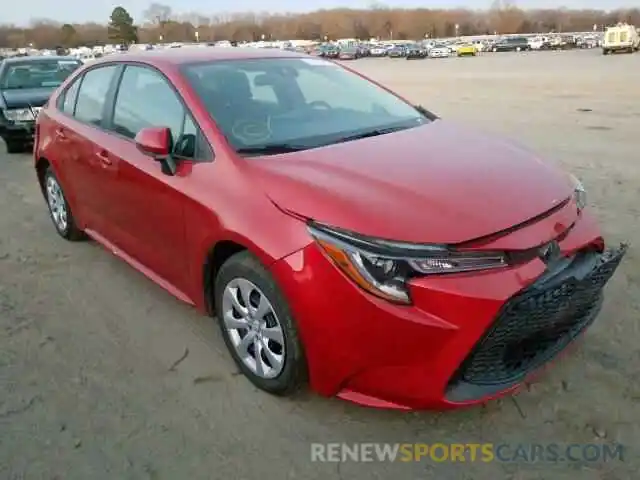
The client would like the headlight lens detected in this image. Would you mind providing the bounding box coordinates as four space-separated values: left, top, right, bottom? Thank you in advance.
569 174 587 210
309 223 509 304
3 108 35 122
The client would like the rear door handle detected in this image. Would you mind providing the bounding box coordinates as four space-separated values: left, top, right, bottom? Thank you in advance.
96 150 112 166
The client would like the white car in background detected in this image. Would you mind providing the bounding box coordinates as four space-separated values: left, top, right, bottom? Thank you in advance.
528 36 550 50
370 46 387 56
428 44 451 58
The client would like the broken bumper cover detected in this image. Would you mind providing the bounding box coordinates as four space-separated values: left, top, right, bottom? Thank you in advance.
447 243 627 403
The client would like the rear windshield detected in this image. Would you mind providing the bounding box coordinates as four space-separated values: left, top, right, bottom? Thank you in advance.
0 59 82 90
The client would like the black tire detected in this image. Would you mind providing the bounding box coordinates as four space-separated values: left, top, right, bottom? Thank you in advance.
43 166 87 241
4 139 24 154
214 251 307 395
602 49 609 55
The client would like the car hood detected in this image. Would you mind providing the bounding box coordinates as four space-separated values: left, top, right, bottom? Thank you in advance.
1 87 54 109
248 121 574 244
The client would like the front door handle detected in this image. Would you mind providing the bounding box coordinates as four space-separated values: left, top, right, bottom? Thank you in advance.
96 150 112 166
55 127 66 140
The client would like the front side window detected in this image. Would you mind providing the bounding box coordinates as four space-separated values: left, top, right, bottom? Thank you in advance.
112 66 185 142
111 65 209 159
74 65 118 126
0 59 82 90
182 57 429 155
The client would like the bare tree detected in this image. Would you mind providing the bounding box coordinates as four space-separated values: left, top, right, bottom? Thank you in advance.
143 3 172 24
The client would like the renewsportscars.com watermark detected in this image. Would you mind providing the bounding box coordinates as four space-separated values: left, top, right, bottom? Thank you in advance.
310 443 625 463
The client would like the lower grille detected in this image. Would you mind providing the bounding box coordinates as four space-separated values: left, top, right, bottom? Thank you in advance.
451 244 627 387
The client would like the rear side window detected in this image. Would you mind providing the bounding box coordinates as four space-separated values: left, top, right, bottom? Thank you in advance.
74 65 118 126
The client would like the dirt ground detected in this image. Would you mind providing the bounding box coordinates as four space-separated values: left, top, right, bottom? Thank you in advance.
1 50 639 480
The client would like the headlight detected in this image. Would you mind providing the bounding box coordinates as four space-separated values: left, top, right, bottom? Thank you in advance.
308 223 509 304
569 174 587 210
3 108 35 122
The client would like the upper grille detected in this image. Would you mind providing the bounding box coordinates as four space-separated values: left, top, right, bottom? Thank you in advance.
452 245 627 387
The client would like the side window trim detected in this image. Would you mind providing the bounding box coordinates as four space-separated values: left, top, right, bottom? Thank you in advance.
108 62 214 162
102 64 126 131
97 64 125 130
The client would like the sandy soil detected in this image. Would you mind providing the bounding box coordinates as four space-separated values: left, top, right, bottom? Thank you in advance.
1 49 639 479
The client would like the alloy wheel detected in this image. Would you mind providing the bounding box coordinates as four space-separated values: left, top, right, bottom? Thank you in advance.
46 175 68 233
222 278 286 379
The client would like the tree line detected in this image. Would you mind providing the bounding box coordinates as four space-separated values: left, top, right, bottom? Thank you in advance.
1 2 639 49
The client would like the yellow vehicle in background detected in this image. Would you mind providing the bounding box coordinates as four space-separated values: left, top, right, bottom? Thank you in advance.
602 23 639 54
456 43 478 56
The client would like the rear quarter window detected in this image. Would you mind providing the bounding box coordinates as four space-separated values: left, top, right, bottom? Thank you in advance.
57 75 82 115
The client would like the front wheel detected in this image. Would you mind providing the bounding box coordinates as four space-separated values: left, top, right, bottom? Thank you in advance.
215 251 307 395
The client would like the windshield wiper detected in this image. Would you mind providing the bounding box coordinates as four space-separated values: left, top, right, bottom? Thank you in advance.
236 143 311 156
333 125 410 144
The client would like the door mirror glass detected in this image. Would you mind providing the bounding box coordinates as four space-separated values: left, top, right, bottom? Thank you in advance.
135 126 172 158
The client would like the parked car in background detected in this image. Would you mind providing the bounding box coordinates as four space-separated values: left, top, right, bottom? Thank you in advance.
356 44 370 57
578 36 599 49
528 36 551 50
456 43 478 57
428 43 451 58
319 44 340 59
338 46 359 60
0 55 82 153
602 23 640 54
387 45 406 58
549 35 577 50
491 36 531 52
34 47 626 411
369 45 387 57
405 43 427 59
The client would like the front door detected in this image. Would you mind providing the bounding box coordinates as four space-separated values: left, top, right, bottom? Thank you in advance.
95 65 199 292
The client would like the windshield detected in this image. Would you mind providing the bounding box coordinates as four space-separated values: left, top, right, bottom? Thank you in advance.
0 59 82 90
182 57 429 155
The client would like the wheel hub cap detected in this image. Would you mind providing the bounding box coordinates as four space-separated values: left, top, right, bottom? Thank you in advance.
221 278 286 379
45 176 68 232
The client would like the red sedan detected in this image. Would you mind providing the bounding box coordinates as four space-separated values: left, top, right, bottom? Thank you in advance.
34 48 626 410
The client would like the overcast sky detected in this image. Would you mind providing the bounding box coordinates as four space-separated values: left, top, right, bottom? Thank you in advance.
6 1 635 26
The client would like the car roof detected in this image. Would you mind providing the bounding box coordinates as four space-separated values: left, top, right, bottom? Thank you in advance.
1 55 80 64
92 47 305 68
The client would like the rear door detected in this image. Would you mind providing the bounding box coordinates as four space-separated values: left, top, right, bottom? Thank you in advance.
45 64 121 229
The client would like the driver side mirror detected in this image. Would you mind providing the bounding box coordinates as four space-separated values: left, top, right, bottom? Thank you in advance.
135 126 172 157
134 126 177 176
